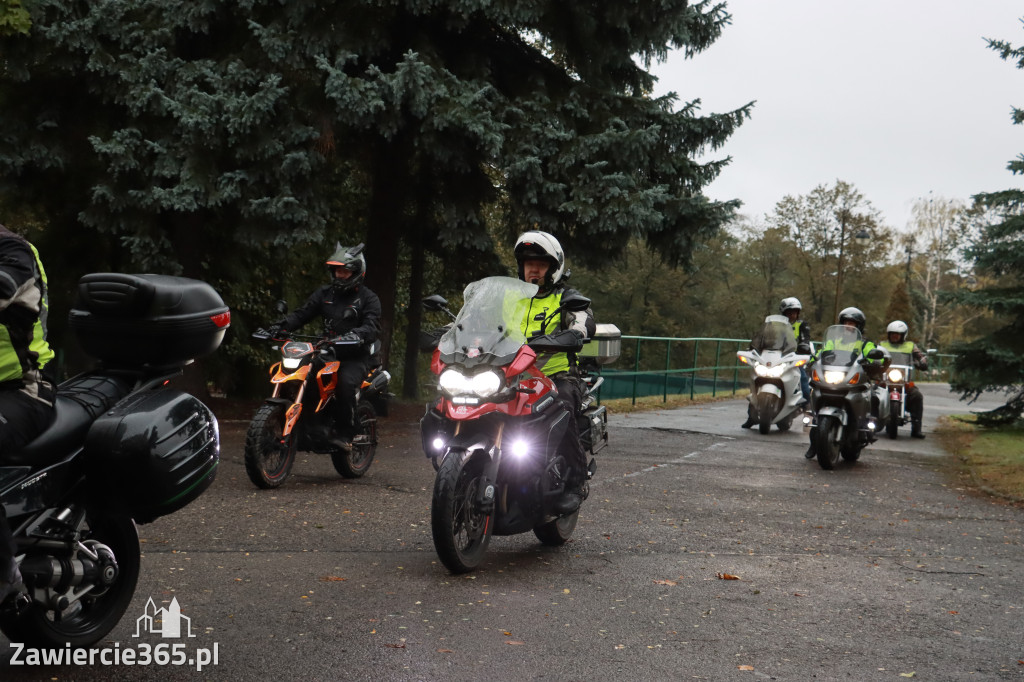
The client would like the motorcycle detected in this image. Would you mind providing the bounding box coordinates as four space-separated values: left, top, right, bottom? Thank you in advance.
419 276 619 573
804 325 891 469
245 320 391 489
0 273 226 648
883 348 934 439
736 314 812 434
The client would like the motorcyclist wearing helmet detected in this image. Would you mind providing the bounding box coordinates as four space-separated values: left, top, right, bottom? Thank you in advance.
514 230 596 515
879 320 928 439
822 307 877 356
742 296 813 429
271 243 382 448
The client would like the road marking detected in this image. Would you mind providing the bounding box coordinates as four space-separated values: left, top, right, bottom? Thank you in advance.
594 441 729 486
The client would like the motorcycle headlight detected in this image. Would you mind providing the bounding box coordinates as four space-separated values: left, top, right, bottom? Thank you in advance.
439 369 504 398
887 368 904 383
282 357 303 369
823 370 847 385
754 363 787 378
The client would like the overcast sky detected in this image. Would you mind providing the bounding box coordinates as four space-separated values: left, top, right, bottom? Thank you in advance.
651 0 1024 232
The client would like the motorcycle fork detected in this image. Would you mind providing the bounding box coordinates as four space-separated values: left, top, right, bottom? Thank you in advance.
274 379 306 437
476 423 504 514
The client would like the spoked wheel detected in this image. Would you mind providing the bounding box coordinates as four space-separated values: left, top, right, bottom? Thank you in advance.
0 512 140 649
244 402 297 489
431 450 492 574
534 511 579 546
332 402 377 478
756 393 779 434
814 415 842 470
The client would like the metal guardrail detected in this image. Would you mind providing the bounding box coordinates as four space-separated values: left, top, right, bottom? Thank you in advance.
598 338 959 405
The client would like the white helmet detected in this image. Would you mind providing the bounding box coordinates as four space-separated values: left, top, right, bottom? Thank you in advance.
514 230 565 287
886 320 908 341
779 297 802 315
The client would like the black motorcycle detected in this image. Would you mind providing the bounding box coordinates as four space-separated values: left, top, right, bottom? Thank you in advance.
0 273 226 648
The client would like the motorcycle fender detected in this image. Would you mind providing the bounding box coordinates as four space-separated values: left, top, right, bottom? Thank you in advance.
284 402 303 436
317 361 340 402
816 406 847 425
757 384 783 399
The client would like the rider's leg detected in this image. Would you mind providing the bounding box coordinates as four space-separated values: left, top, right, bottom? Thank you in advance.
551 374 588 514
907 386 925 438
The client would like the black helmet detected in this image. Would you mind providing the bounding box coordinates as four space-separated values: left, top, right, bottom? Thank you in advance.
514 231 565 290
837 306 866 332
326 243 366 293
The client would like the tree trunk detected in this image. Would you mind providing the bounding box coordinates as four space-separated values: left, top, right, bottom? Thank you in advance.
402 223 425 400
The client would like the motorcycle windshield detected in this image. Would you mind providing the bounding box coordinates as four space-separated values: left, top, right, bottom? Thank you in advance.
888 351 913 366
438 276 539 367
750 315 798 354
817 325 864 367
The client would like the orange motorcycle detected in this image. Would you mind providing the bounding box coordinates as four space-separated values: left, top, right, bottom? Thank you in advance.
245 328 390 488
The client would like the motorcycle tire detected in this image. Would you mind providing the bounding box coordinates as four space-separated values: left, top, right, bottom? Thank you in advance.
0 512 140 649
777 414 794 431
756 393 779 435
841 441 862 461
886 412 900 440
332 402 377 478
244 402 297 489
814 415 842 470
534 511 579 546
431 450 492 574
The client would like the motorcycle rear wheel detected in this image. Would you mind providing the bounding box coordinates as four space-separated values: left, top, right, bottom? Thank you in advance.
0 512 140 649
814 415 842 470
244 402 297 489
534 511 579 546
332 402 377 478
431 450 492 574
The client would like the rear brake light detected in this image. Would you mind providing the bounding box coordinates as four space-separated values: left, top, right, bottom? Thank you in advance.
210 311 231 328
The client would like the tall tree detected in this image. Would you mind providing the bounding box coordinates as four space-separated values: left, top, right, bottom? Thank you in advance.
949 22 1024 422
0 0 751 397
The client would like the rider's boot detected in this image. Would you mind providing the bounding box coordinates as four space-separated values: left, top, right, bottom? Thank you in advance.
554 470 588 516
911 420 925 439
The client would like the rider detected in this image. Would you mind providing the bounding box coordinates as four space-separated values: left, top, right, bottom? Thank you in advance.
741 297 812 429
879 320 928 439
0 225 57 606
270 243 382 449
514 231 596 515
781 297 812 403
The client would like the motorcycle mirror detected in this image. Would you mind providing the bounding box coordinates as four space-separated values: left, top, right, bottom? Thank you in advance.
422 295 448 311
274 299 288 315
866 348 887 361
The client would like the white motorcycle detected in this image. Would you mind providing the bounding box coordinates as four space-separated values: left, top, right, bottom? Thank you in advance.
737 315 812 434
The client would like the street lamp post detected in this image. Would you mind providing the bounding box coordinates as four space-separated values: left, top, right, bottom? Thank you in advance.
832 212 871 322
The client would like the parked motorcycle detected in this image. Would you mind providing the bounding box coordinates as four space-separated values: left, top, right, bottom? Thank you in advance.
0 273 227 648
883 348 934 439
419 276 619 573
245 321 390 489
737 314 812 434
804 325 890 469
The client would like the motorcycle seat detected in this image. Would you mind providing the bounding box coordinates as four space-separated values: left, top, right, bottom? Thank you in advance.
5 372 134 467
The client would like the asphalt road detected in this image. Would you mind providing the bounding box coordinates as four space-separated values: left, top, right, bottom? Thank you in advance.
2 384 1022 681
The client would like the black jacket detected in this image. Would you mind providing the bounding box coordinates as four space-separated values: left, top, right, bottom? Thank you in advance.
282 283 382 356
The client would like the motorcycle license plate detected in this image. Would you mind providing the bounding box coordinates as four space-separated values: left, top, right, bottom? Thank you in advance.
890 390 899 401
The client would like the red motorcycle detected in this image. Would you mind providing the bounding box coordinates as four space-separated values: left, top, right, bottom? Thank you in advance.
420 276 618 573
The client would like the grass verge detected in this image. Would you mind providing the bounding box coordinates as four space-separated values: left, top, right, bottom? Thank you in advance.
600 390 749 415
934 414 1024 504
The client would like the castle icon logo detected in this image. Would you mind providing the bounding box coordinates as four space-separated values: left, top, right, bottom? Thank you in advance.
133 597 196 639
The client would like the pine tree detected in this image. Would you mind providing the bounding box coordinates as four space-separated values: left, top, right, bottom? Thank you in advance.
949 24 1024 423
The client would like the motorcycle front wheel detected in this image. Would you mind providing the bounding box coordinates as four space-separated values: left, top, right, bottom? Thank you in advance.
332 402 377 478
756 393 779 434
244 402 297 489
0 512 140 649
534 511 579 546
814 415 842 470
886 402 901 439
431 450 492 574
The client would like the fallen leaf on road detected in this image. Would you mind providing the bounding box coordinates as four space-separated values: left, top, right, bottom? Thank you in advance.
899 673 915 678
716 573 740 580
738 665 754 671
437 649 454 653
506 640 525 646
320 576 347 582
653 579 677 586
385 643 406 649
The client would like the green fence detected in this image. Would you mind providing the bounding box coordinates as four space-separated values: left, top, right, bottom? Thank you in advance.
599 335 751 404
597 338 960 405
